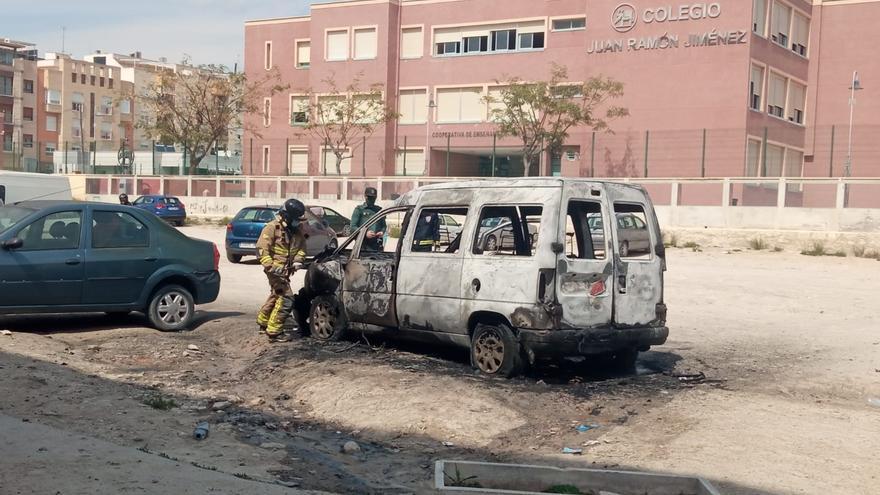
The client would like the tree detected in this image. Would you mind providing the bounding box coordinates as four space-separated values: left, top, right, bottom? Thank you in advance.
485 64 628 177
298 74 397 176
136 59 285 174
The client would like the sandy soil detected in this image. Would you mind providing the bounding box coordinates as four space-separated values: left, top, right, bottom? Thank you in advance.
1 225 878 495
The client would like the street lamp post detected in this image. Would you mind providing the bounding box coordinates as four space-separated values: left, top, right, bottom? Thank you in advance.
844 70 863 178
425 99 436 174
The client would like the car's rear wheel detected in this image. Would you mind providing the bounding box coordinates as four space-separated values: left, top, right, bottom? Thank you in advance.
308 295 346 342
470 323 525 377
175 219 185 227
226 252 242 263
341 225 351 237
485 235 498 252
148 285 195 332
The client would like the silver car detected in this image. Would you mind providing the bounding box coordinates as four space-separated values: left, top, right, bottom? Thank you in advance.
589 212 651 257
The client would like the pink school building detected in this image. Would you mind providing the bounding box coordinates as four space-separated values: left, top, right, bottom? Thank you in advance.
243 0 880 186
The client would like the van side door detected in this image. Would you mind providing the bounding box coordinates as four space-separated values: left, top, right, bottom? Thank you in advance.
342 207 411 328
396 206 469 334
607 185 665 327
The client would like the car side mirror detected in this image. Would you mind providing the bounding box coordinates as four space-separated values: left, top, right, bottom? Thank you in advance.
551 242 564 254
2 237 23 250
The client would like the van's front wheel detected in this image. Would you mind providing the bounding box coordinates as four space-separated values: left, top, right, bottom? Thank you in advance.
309 295 346 342
470 323 525 377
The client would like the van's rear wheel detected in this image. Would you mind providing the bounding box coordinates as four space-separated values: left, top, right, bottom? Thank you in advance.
620 241 630 257
470 323 525 377
309 295 346 342
485 235 498 251
608 347 639 372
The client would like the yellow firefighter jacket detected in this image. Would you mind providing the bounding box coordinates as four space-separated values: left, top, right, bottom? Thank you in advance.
256 216 307 273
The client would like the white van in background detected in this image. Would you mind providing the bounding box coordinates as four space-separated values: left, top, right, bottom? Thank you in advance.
0 171 72 206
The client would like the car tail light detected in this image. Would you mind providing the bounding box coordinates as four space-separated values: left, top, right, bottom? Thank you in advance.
179 202 185 208
589 280 607 297
226 223 233 233
213 243 220 270
156 202 166 209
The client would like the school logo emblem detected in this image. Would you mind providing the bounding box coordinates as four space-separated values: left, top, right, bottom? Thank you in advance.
612 3 637 33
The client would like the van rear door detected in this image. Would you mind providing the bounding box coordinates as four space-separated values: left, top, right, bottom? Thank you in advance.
556 183 613 328
607 184 665 327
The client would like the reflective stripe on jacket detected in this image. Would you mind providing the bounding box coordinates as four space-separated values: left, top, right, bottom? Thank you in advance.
256 216 307 271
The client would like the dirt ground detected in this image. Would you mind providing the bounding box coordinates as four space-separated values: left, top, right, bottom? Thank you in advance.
1 225 878 495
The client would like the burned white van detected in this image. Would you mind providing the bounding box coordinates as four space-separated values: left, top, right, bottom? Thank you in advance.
300 179 668 377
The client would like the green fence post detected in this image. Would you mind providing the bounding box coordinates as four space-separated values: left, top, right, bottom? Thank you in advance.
761 127 769 177
828 125 835 177
402 135 408 176
362 135 366 176
701 128 707 177
64 141 68 174
216 141 220 175
643 130 650 178
152 140 156 176
445 134 450 177
590 131 596 177
491 132 497 177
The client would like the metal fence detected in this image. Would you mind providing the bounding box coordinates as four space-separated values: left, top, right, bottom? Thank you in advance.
79 175 880 210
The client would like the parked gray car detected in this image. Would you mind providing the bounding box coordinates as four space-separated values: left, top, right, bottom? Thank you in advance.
589 212 651 257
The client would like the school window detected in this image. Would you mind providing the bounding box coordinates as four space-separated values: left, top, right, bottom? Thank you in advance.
100 122 112 140
317 95 345 124
263 98 271 127
288 147 308 175
749 65 764 111
791 13 809 56
45 142 56 156
464 36 488 53
746 139 762 177
486 86 507 122
46 89 61 105
788 81 806 124
321 148 352 175
395 148 426 175
753 0 767 35
436 41 461 56
764 143 785 177
436 87 483 123
399 88 428 124
613 204 652 260
552 18 586 31
518 32 545 50
401 27 424 59
296 40 311 68
353 27 378 60
262 145 271 174
491 29 517 51
46 115 58 132
23 134 33 148
290 96 309 125
771 1 792 48
326 30 350 61
565 201 606 260
264 41 273 70
23 79 34 94
767 72 787 118
23 107 33 121
473 205 542 257
411 208 468 254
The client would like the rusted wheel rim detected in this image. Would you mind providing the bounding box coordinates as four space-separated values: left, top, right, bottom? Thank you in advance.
474 329 505 374
312 301 336 339
486 235 498 251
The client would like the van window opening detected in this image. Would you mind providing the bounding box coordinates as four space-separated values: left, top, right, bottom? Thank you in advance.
613 202 653 260
411 207 468 255
473 205 542 257
566 200 606 260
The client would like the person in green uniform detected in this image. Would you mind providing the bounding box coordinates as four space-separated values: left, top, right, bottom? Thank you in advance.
350 187 385 251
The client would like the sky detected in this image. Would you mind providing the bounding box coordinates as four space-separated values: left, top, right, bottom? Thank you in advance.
5 0 334 68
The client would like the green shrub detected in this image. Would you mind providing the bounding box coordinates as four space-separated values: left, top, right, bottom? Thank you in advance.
801 242 827 257
663 232 679 248
749 237 768 250
142 396 177 411
772 246 783 252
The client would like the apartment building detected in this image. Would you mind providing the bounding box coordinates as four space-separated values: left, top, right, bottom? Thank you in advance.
36 53 135 171
0 38 38 171
243 0 880 184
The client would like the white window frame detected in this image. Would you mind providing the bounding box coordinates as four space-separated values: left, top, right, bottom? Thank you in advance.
289 94 309 126
767 71 788 120
46 89 61 106
400 25 424 59
398 87 429 125
352 26 379 61
434 86 485 124
295 39 311 69
287 146 309 176
325 28 351 62
550 17 586 32
395 147 427 176
753 0 768 37
770 1 793 49
264 41 273 70
262 145 271 174
46 115 58 132
263 97 272 127
749 63 766 112
787 80 806 125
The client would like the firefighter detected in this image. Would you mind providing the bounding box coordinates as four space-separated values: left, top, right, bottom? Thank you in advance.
412 210 440 252
118 193 131 206
256 199 308 342
350 187 385 251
